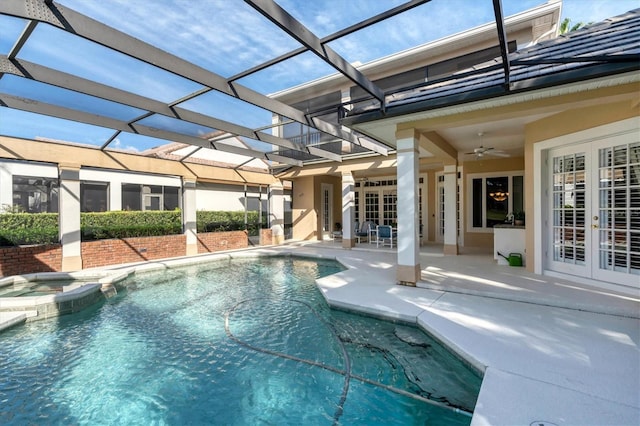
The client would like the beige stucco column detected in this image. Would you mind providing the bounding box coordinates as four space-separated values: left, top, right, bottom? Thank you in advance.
396 129 421 286
182 178 197 256
341 171 355 249
269 181 285 245
59 164 82 271
443 163 459 255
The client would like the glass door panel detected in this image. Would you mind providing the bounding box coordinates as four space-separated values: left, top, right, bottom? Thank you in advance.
549 137 639 288
550 151 588 271
593 141 640 283
382 190 397 226
364 191 380 224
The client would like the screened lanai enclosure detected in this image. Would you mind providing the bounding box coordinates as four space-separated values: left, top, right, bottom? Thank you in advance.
1 0 634 170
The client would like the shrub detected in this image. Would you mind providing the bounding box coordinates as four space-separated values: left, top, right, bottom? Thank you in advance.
81 211 182 240
0 210 267 246
0 213 59 246
197 211 266 235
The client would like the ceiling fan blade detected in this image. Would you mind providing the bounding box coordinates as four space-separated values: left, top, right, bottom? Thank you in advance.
486 151 510 157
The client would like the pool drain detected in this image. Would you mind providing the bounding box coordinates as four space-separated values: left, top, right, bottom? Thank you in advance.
530 422 558 426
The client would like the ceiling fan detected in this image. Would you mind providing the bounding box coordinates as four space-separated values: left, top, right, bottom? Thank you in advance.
464 133 509 159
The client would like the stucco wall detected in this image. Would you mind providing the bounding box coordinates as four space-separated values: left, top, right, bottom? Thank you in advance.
292 176 317 240
314 175 341 239
195 182 267 212
524 98 639 272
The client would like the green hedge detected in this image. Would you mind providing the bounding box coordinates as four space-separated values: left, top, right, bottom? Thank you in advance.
0 213 58 246
81 211 182 240
197 210 266 235
0 210 267 246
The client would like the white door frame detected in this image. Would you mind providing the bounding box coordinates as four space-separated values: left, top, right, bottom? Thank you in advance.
320 183 333 240
534 117 639 292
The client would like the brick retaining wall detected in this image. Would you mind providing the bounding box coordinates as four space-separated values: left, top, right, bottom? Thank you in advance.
1 230 253 277
197 230 248 253
0 244 62 277
81 234 188 269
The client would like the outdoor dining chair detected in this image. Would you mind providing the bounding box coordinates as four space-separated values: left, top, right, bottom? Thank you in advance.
376 225 395 248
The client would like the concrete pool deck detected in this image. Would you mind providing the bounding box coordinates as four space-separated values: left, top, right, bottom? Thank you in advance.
262 242 640 426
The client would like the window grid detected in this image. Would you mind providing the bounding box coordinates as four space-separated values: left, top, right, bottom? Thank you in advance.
322 187 330 232
382 190 397 226
598 142 640 275
364 192 379 223
439 186 445 236
552 154 586 265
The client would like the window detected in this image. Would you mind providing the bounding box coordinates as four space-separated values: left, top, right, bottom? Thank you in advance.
122 184 142 211
382 190 397 226
354 191 359 224
163 186 180 210
12 176 59 213
122 184 180 211
81 182 109 212
468 173 524 230
356 177 397 224
364 191 379 223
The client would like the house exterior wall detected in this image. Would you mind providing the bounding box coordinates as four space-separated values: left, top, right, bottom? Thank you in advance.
291 176 317 240
313 175 342 239
0 136 277 186
0 160 58 209
80 168 181 211
525 97 639 273
195 182 267 213
461 156 525 248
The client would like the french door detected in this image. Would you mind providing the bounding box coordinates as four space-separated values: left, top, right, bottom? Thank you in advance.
321 184 333 240
548 136 639 287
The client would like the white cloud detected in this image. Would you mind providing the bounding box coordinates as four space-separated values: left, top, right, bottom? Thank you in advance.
110 137 140 152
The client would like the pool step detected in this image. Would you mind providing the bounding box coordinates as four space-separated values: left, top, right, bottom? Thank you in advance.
0 311 32 332
0 289 32 297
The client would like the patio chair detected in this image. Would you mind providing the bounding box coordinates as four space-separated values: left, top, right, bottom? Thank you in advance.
332 222 342 242
376 225 395 248
355 221 376 243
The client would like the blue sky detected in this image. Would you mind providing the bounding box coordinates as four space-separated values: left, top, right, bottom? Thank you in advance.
0 0 638 152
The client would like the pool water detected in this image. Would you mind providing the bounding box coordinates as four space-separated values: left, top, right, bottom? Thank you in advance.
0 282 65 297
0 256 481 425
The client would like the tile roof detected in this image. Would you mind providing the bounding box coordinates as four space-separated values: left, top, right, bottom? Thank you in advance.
349 8 640 120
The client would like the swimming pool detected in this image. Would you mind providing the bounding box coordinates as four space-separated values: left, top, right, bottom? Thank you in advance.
0 256 481 425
